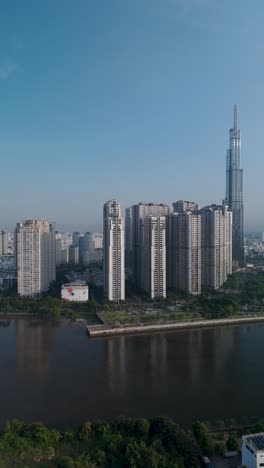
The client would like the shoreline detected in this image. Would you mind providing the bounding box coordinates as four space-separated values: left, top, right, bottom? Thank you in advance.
87 315 264 337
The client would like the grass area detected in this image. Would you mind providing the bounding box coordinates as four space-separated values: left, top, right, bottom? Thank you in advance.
100 309 201 326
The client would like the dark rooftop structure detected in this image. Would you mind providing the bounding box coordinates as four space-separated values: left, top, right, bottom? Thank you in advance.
244 433 264 451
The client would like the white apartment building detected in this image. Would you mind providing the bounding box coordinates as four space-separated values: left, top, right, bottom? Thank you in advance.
141 216 166 298
201 204 232 289
167 211 201 295
242 433 264 468
15 220 56 296
103 200 125 301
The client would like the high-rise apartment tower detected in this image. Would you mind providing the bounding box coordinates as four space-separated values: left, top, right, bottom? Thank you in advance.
103 200 125 301
167 210 201 295
141 216 166 298
131 203 172 287
15 220 56 297
201 204 232 289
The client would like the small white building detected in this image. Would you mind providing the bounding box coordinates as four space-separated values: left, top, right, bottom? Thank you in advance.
61 283 89 302
242 433 264 468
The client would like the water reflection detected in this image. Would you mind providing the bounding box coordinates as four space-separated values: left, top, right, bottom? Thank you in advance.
106 336 126 394
0 319 263 427
16 320 56 383
0 320 11 327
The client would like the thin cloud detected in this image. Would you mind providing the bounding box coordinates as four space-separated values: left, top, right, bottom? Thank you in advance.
0 60 18 80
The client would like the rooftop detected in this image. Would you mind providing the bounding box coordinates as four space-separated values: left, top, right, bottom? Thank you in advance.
243 433 264 451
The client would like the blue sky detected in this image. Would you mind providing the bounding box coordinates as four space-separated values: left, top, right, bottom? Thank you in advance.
0 0 263 232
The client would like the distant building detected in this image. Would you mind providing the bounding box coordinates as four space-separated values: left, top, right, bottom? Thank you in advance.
61 283 89 302
242 433 264 468
262 232 264 243
55 233 62 266
72 232 81 247
79 232 103 265
103 200 125 301
69 245 79 264
0 231 8 255
141 216 166 298
172 200 199 213
15 220 56 297
61 248 69 264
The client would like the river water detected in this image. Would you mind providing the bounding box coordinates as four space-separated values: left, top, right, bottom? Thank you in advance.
0 318 263 429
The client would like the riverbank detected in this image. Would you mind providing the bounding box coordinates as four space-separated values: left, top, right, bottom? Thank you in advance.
87 315 264 336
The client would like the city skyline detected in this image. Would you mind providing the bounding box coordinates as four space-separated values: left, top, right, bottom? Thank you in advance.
0 1 263 231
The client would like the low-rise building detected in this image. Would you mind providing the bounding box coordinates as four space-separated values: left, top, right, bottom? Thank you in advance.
242 433 264 468
61 283 89 302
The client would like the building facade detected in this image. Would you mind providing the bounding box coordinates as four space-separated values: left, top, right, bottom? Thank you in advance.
0 231 8 255
125 207 133 270
141 216 166 298
55 233 62 266
242 433 264 468
61 248 69 264
103 200 125 301
131 203 172 287
166 211 201 295
72 232 81 247
172 200 199 213
15 220 56 296
69 245 79 264
225 104 244 268
61 283 89 302
201 204 232 289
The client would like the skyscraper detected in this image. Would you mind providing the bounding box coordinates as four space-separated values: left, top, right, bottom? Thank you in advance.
15 220 56 296
103 200 125 301
201 204 232 289
225 105 244 268
166 210 201 295
131 203 172 287
125 207 133 270
141 216 166 298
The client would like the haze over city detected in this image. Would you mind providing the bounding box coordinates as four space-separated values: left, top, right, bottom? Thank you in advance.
0 0 263 231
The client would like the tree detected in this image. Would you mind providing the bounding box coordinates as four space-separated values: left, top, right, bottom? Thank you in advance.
134 418 150 437
57 456 75 468
226 432 239 451
253 419 264 432
193 421 212 451
78 422 92 440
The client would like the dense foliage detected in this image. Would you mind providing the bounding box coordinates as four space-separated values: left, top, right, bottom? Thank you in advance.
0 417 201 467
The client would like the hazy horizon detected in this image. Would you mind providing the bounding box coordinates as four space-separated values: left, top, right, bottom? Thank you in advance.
0 1 263 232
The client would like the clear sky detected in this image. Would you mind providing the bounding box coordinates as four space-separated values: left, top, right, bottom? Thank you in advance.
0 0 263 232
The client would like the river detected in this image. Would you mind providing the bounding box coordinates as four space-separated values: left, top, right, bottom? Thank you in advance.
0 318 263 429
